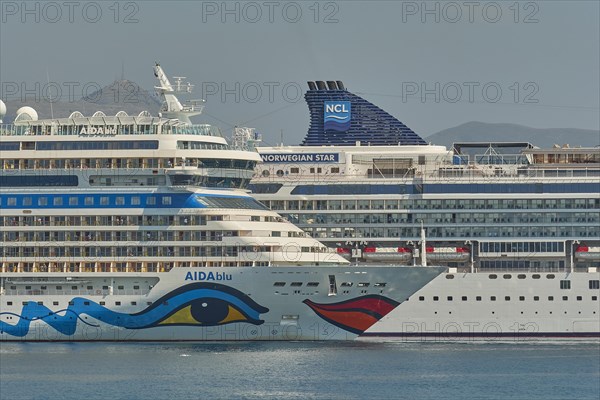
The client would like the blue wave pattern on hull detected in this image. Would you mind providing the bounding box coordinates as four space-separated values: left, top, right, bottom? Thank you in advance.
0 283 269 337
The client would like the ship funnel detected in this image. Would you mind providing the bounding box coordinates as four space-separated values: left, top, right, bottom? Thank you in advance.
316 81 327 90
326 81 338 90
307 81 317 91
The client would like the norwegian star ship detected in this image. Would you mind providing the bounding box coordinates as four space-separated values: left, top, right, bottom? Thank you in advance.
252 80 600 339
0 66 445 341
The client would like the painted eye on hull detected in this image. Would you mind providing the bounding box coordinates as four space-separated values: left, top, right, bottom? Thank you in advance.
130 283 270 329
158 298 253 326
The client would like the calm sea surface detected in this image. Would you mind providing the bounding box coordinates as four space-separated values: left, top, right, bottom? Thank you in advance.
1 341 599 400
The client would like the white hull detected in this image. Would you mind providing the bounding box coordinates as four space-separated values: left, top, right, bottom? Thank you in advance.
0 265 444 341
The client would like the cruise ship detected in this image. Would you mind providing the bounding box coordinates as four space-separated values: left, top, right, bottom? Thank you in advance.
0 66 445 341
252 80 600 338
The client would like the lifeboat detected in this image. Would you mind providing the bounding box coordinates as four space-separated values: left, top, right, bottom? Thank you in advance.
575 246 600 260
362 247 413 262
424 247 470 262
336 247 352 260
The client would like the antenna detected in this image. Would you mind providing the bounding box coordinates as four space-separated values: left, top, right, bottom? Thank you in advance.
46 69 54 119
280 129 284 147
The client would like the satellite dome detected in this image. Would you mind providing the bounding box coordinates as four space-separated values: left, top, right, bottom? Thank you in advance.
0 99 6 122
15 106 39 122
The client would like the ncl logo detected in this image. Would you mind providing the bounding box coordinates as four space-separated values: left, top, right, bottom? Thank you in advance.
324 101 351 132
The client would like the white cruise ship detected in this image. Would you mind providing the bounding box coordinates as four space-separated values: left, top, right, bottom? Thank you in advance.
252 80 600 339
0 66 445 341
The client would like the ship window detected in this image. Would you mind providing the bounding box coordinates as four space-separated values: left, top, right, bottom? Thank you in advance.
83 301 90 306
25 286 31 290
133 285 139 290
518 274 526 279
357 283 370 287
592 296 597 301
534 296 539 301
69 197 78 206
560 280 571 289
68 301 74 306
476 296 482 301
433 296 439 301
374 283 386 287
331 167 340 173
290 168 299 173
115 302 121 306
162 196 172 205
546 274 555 279
53 302 58 306
419 296 425 301
276 170 284 177
503 274 512 279
446 275 454 279
462 296 467 301
38 197 48 206
7 302 13 306
307 282 319 287
562 296 568 301
532 274 541 279
84 197 94 205
447 296 453 301
589 280 600 289
118 286 124 290
341 282 353 287
100 302 105 306
505 296 511 301
490 296 496 301
71 286 77 290
37 301 43 306
23 197 32 206
519 296 525 301
56 286 62 290
131 302 137 305
548 296 554 301
116 197 125 205
146 197 156 205
273 282 285 287
577 296 582 301
290 282 302 287
103 286 109 290
489 274 497 279
22 302 28 306
131 196 141 206
54 197 63 206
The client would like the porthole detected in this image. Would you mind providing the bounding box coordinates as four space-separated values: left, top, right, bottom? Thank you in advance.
276 170 284 177
446 274 454 279
503 274 512 280
517 274 526 279
532 274 541 279
489 274 497 279
546 274 555 279
261 170 270 177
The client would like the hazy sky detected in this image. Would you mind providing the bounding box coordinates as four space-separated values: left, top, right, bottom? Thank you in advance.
1 0 599 145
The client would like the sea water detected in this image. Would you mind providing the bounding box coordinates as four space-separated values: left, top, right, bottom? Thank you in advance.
1 341 599 400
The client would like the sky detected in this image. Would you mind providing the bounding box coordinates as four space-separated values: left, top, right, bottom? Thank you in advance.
1 0 599 145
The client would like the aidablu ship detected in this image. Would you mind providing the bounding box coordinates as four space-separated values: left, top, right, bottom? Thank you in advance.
0 66 444 341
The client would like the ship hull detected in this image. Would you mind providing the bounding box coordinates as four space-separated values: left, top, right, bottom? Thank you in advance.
0 266 444 341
